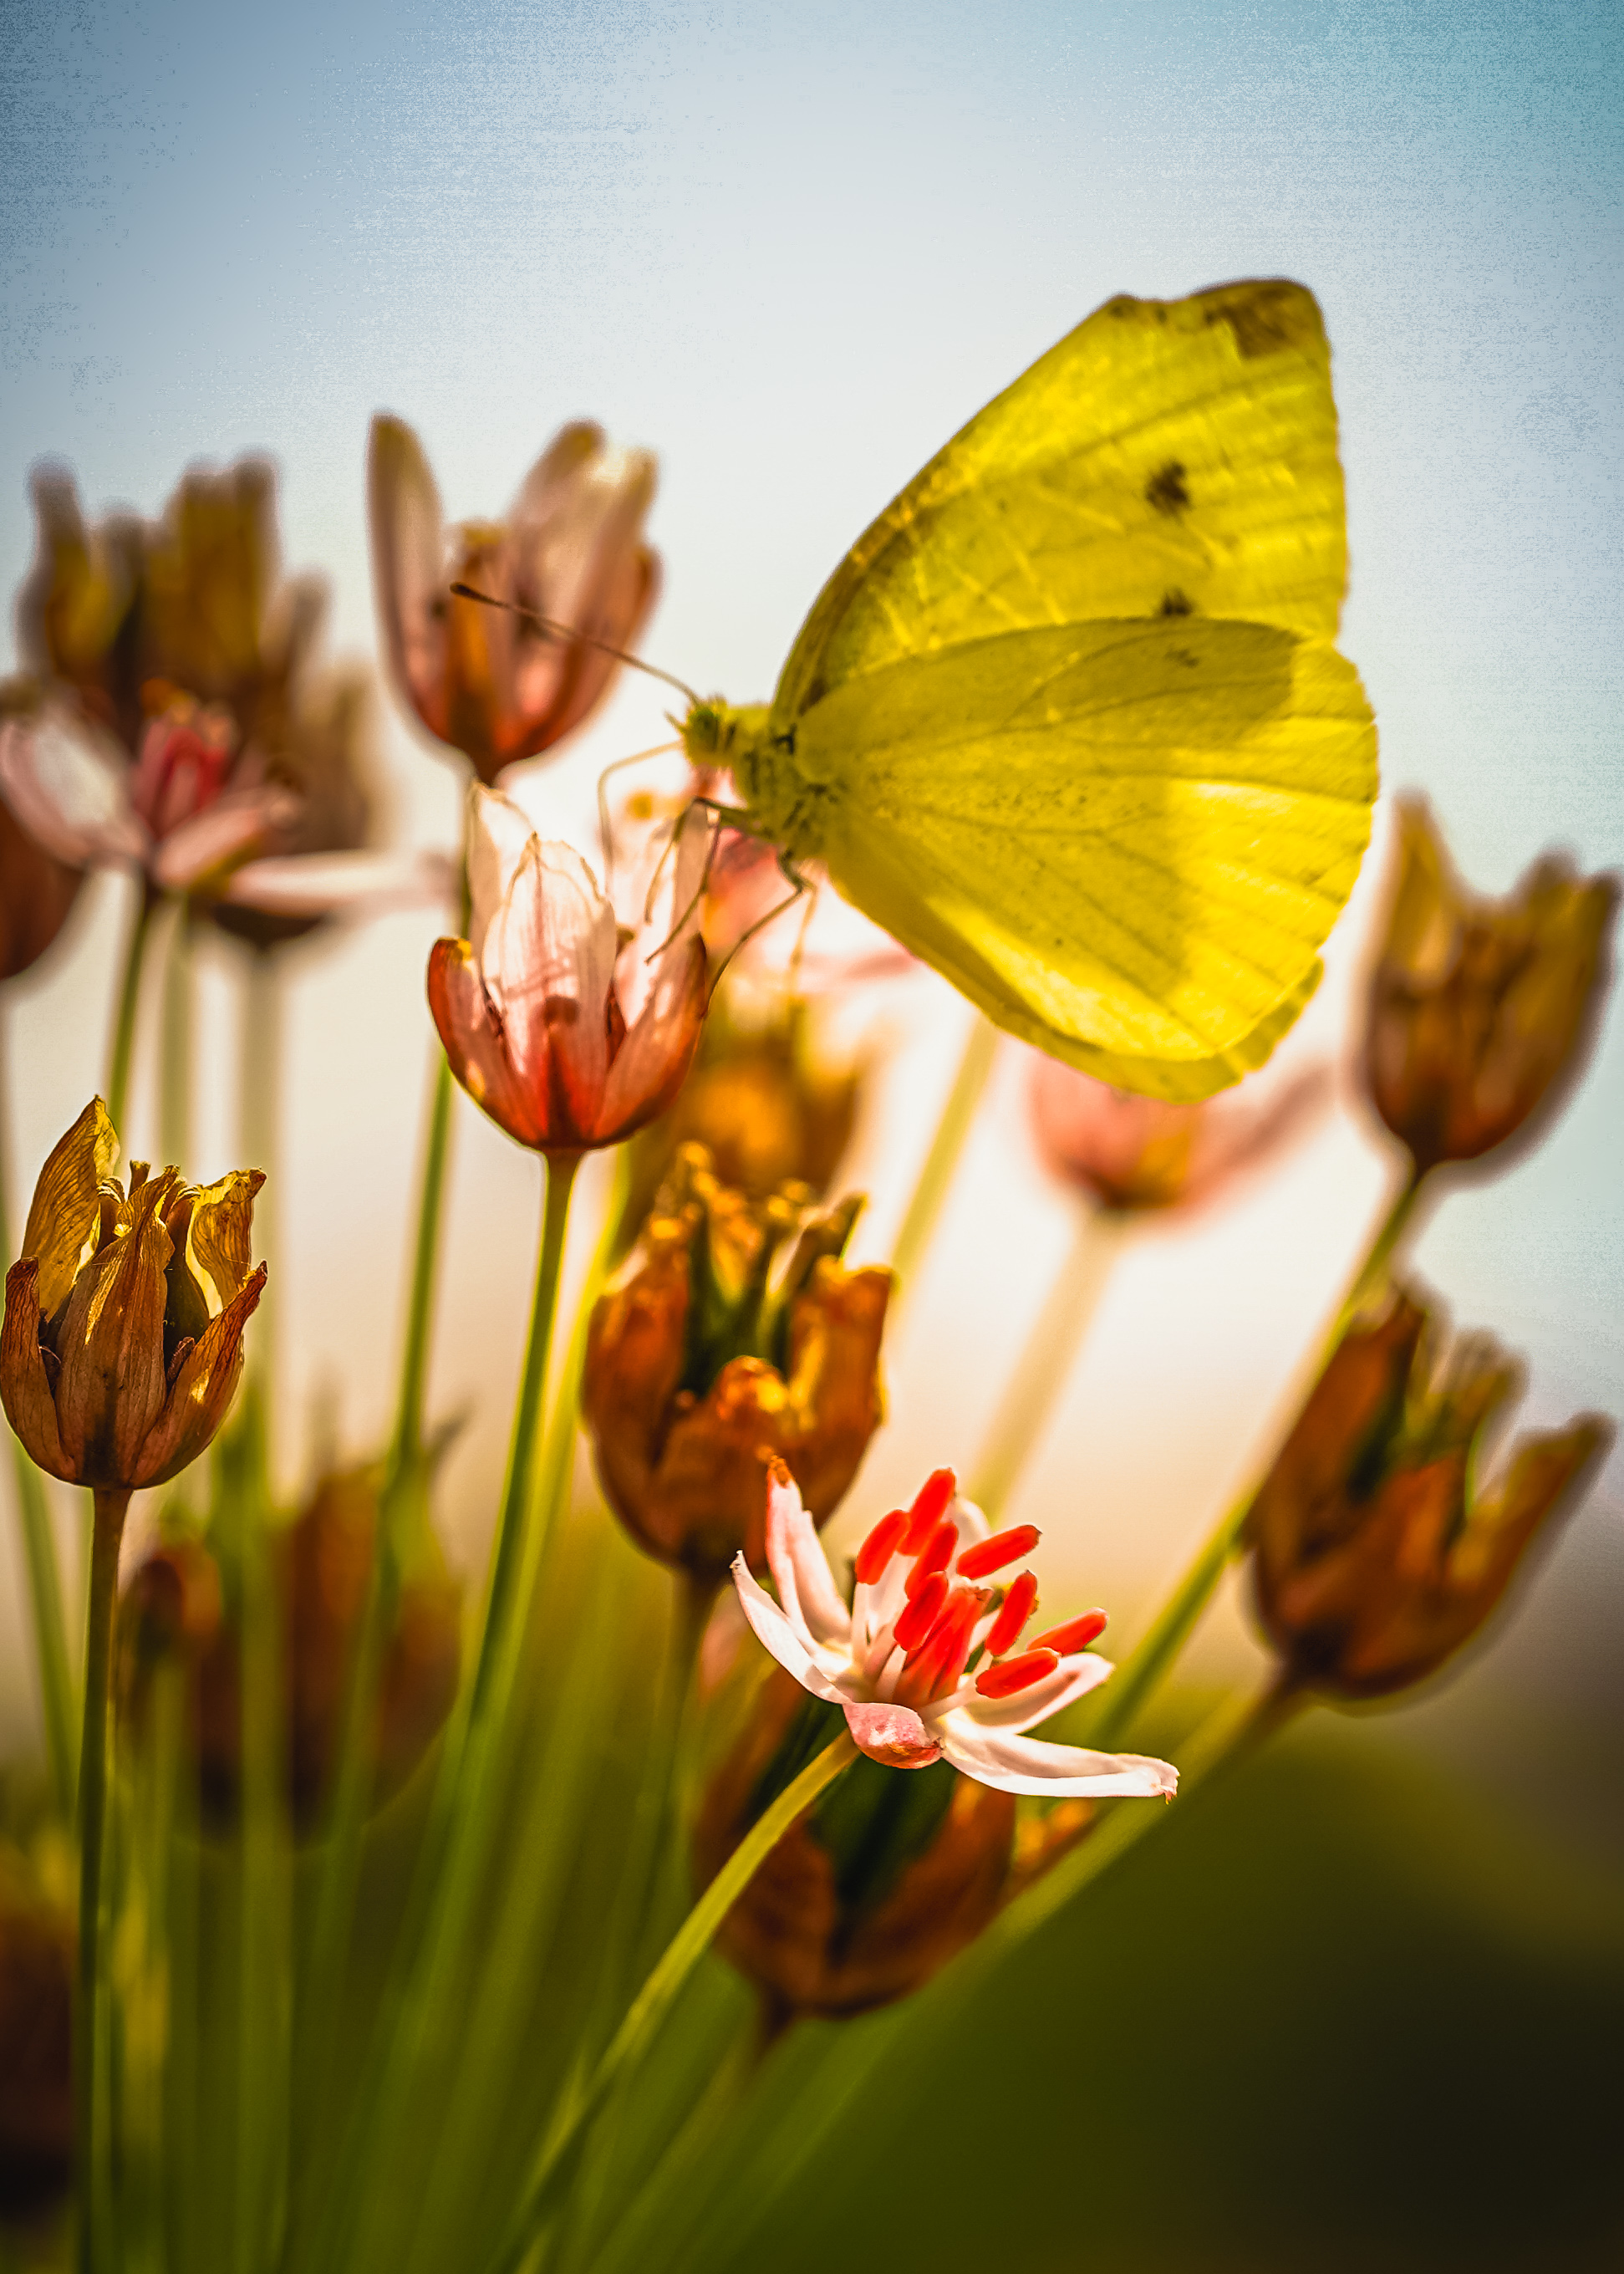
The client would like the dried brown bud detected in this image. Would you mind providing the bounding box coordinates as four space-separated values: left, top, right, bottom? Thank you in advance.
1364 797 1618 1176
1248 1283 1611 1698
694 1671 1014 2022
0 1101 265 1492
584 1147 890 1578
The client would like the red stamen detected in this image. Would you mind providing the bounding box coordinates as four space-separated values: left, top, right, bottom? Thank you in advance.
898 1587 983 1705
956 1525 1041 1580
1028 1609 1108 1656
855 1509 909 1584
975 1647 1060 1700
900 1468 956 1553
985 1569 1038 1659
904 1517 958 1598
893 1571 949 1655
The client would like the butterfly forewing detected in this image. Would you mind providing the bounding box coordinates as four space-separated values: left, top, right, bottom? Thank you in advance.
772 278 1347 726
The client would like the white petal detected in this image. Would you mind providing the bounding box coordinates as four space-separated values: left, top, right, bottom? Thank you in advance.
155 787 301 890
730 1556 847 1703
948 1495 990 1553
959 1652 1115 1732
770 1483 850 1652
224 848 458 917
935 1716 1178 1799
0 713 145 867
466 784 541 961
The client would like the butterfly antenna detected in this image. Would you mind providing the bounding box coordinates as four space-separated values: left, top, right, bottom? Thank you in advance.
595 740 682 897
449 583 703 708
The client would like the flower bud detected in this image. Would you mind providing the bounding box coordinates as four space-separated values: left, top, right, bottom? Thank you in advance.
694 1672 1014 2022
1030 1047 1323 1212
0 686 82 981
1364 797 1618 1176
619 987 861 1238
0 1101 265 1493
1247 1282 1611 1698
369 416 659 781
120 1463 461 1832
0 1856 73 2215
584 1147 890 1578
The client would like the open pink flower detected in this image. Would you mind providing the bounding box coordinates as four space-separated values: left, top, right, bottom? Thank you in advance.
732 1464 1178 1797
369 416 659 782
427 786 711 1155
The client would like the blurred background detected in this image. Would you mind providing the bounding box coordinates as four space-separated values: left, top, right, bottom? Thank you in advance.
2 2 1621 2266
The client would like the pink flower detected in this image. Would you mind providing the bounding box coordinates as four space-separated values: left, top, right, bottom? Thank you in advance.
1030 1050 1327 1213
0 704 449 921
732 1464 1179 1797
427 785 711 1155
369 416 659 782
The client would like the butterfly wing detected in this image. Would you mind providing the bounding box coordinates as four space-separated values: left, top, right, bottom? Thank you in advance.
762 278 1373 1093
773 278 1349 727
795 615 1376 1099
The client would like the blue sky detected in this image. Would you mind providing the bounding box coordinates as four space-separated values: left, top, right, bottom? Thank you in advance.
2 0 1621 1759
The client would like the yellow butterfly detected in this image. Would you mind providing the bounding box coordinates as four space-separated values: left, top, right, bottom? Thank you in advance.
681 277 1377 1100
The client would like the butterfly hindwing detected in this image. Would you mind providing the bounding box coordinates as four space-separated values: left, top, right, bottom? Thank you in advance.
797 614 1376 1098
773 278 1348 726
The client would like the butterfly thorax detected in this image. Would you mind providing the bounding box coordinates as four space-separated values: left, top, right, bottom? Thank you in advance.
681 698 824 861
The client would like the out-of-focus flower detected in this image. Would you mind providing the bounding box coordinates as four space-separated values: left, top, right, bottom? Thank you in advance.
120 1464 461 1829
1364 796 1619 1178
1247 1282 1612 1698
733 1462 1179 1793
428 785 710 1154
0 689 82 981
369 415 659 782
585 1146 890 1577
0 1099 265 1491
620 987 862 1241
1030 1049 1326 1213
695 1669 1015 2021
0 1854 73 2214
7 461 423 936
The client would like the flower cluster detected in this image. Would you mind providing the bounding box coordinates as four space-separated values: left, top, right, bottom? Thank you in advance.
735 1462 1177 1794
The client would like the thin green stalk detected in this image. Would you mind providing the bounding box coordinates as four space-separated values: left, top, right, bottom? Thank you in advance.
106 883 158 1135
1087 1171 1425 1751
967 1204 1124 1520
77 1486 130 2274
301 1152 580 2274
483 1729 859 2274
0 1010 78 1811
160 899 195 1168
232 1389 289 2274
549 1576 716 2274
888 1012 998 1297
290 1048 459 2182
240 951 283 1404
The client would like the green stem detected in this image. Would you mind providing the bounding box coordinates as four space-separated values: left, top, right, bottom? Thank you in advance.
484 1730 859 2274
106 884 158 1135
240 951 283 1407
391 1048 457 1472
77 1486 130 2274
159 900 194 1169
0 1009 78 1814
300 1151 581 2274
888 1012 998 1298
1087 1170 1425 1751
967 1205 1124 1520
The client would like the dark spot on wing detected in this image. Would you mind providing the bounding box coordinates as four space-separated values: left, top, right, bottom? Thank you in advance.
1145 461 1190 517
1201 280 1321 359
1158 589 1194 617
